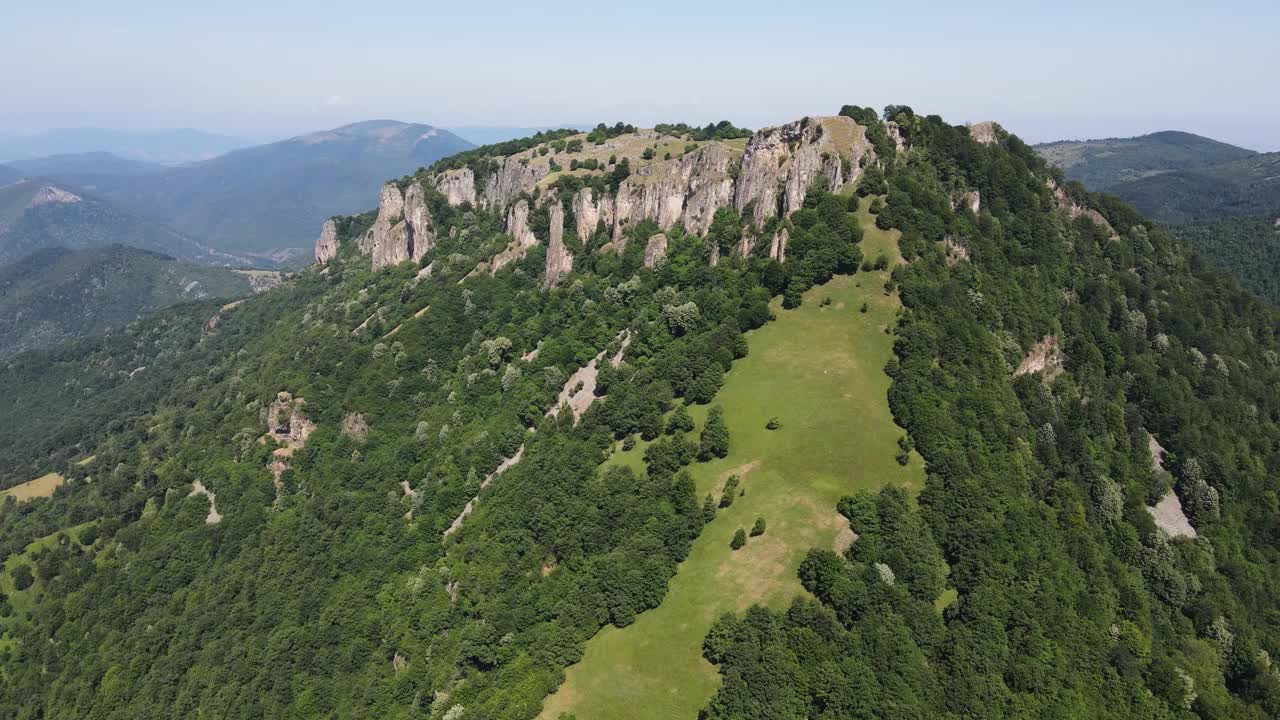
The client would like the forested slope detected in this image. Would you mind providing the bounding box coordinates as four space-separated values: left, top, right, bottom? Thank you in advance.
1 108 1279 720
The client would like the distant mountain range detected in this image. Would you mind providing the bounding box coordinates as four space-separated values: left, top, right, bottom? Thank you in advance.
1037 131 1280 304
0 244 265 356
0 127 250 166
0 176 251 267
24 120 474 254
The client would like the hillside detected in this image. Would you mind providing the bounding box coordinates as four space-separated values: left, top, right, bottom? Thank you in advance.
0 244 266 356
1106 151 1280 224
1038 132 1280 304
0 178 254 267
1035 130 1257 190
3 108 1280 720
61 121 474 255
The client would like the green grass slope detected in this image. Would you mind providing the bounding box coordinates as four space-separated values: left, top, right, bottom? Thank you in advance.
539 199 924 720
0 244 254 356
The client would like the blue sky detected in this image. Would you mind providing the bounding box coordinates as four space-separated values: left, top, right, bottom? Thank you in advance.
3 0 1278 149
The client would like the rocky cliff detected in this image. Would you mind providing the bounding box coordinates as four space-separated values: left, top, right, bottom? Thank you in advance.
318 115 888 283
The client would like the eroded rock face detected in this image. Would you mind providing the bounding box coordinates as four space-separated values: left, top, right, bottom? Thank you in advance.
735 116 873 226
482 157 549 210
360 182 436 269
968 121 1000 145
573 187 602 241
490 199 539 273
643 233 668 268
1014 335 1064 381
403 181 436 261
435 168 476 207
885 121 907 154
315 219 339 264
544 200 573 287
28 185 82 207
1046 177 1118 239
768 227 789 263
612 144 735 239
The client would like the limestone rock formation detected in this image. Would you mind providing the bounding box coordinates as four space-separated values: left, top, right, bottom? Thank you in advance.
611 144 735 239
885 121 907 154
435 168 476 207
1045 177 1118 239
768 227 789 263
360 182 437 270
735 116 874 226
968 121 1001 145
315 219 340 264
643 233 668 268
573 187 604 241
1013 336 1064 381
482 157 549 210
544 200 573 287
489 199 539 273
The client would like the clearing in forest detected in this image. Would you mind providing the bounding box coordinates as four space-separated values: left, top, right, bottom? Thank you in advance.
539 197 924 720
1 472 66 503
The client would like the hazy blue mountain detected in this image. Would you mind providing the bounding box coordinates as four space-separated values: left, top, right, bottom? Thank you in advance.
0 127 251 165
60 121 474 254
0 244 262 356
6 151 163 179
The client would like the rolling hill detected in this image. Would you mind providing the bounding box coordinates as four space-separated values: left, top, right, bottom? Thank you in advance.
0 244 265 356
1035 130 1258 190
0 178 254 267
5 151 163 179
55 121 474 255
3 109 1280 720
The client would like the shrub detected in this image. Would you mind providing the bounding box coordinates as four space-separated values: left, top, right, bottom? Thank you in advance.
622 435 636 451
700 406 730 460
719 474 740 508
11 564 34 592
642 147 656 160
751 517 766 536
765 417 781 430
731 528 747 550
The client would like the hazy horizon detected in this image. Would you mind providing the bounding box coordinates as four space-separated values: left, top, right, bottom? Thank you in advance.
3 1 1278 151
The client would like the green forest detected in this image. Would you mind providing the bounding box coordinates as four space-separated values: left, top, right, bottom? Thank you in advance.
2 106 1280 720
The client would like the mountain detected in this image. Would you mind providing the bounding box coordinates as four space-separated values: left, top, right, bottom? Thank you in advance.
0 128 250 165
4 108 1280 720
0 244 269 356
1035 130 1258 190
0 164 22 185
5 151 163 179
54 121 474 255
0 178 255 267
1038 132 1280 304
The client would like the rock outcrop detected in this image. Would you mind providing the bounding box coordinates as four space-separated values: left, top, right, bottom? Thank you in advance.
331 116 882 272
611 144 735 238
28 185 82 207
435 168 476 207
489 200 540 273
885 121 907 154
1013 336 1064 381
1045 177 1118 239
735 116 873 226
482 157 549 210
360 182 436 270
968 121 1001 145
768 227 789 263
314 219 339 264
643 233 668 268
573 187 606 241
544 200 573 287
